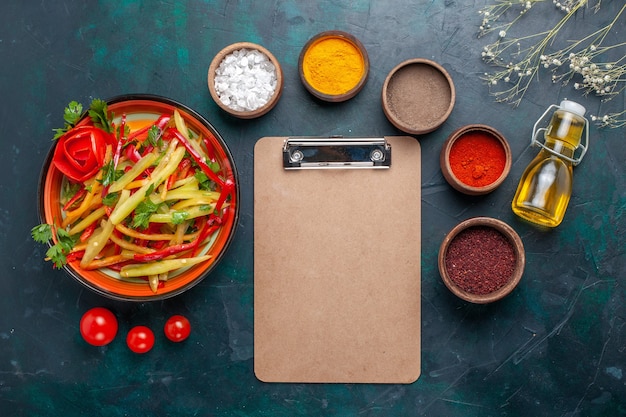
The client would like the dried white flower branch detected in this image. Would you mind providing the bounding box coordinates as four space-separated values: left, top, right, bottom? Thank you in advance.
478 0 626 127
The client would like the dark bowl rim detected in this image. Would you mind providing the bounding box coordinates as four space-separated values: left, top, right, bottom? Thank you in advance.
37 93 240 302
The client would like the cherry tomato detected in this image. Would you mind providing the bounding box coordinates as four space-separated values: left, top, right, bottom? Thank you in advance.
80 307 118 346
164 315 191 342
126 326 155 354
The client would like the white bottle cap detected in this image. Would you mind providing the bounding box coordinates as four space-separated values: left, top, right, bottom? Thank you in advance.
560 100 586 117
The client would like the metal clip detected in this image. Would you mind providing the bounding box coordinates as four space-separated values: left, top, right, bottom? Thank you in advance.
283 137 391 169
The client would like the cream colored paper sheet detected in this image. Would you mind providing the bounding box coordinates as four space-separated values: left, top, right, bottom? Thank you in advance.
254 136 421 383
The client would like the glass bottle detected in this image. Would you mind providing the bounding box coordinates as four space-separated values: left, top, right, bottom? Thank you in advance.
512 100 589 227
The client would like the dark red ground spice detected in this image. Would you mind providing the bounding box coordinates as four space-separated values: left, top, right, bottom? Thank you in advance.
444 226 516 295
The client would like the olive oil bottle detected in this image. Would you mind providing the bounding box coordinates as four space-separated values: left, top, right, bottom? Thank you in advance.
512 100 588 227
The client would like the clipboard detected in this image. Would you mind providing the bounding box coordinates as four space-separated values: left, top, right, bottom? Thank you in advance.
254 136 421 384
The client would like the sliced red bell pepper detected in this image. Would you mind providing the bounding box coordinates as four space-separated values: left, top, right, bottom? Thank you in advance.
165 157 192 190
191 206 232 257
177 158 192 179
80 222 98 242
133 240 200 262
133 214 215 262
214 179 234 213
112 114 126 169
99 114 125 197
126 115 171 142
141 144 154 157
202 135 217 162
150 240 168 250
63 186 87 211
124 144 142 163
66 250 86 263
104 260 134 272
166 128 225 188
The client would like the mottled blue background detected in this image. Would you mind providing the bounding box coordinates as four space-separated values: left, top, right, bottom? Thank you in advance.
0 1 624 416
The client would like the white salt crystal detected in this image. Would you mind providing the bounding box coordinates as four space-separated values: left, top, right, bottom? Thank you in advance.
214 48 278 112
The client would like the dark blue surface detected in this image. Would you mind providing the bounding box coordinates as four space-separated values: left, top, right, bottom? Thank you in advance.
1 1 624 416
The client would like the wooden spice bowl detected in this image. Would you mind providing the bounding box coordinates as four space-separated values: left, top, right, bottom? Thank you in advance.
208 42 283 119
438 217 525 304
440 124 512 195
298 30 369 102
382 58 455 135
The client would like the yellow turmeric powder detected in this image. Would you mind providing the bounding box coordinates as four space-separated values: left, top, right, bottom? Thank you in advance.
302 36 365 96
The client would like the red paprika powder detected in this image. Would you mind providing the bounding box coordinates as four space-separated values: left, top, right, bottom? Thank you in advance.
448 131 506 187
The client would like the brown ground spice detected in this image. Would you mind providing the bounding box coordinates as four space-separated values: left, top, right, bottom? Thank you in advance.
385 64 452 128
444 226 516 295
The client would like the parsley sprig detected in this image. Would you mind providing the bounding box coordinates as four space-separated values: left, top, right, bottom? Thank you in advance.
31 224 77 269
51 98 115 140
172 211 189 225
147 125 164 148
132 186 162 229
52 101 83 140
133 198 162 229
88 98 114 133
195 168 220 191
100 159 124 188
31 224 53 243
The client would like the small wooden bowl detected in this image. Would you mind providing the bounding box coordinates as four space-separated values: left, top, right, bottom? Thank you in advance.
298 31 369 102
382 58 455 135
440 124 512 195
438 217 525 304
208 42 283 119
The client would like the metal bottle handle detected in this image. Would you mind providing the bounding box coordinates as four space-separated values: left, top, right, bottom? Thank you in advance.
531 104 589 166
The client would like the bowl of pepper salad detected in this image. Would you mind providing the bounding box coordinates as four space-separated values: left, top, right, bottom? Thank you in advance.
35 94 239 301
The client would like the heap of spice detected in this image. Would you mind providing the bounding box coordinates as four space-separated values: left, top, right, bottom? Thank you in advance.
444 226 516 295
213 48 278 112
301 34 366 96
448 131 507 188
